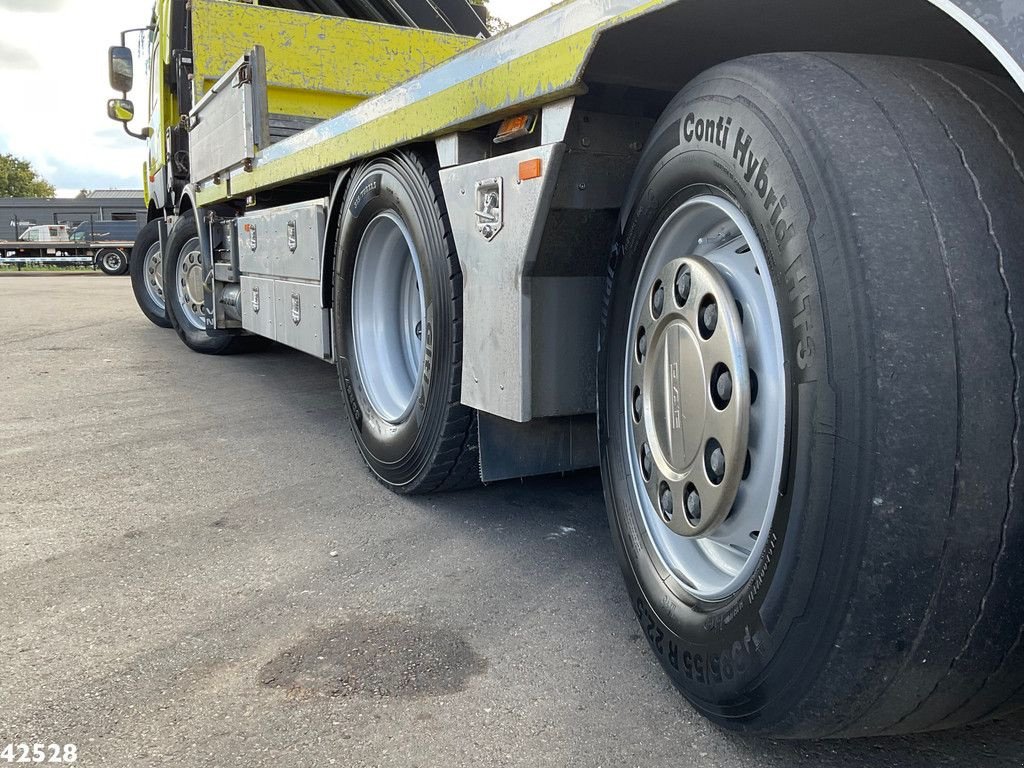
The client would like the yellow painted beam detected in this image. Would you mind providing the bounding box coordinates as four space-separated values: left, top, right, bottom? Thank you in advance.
191 0 479 119
194 0 673 207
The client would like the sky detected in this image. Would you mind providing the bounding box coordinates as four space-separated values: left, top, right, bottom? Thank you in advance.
0 0 557 198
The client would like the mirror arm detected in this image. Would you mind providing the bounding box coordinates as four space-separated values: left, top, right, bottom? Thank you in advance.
122 123 152 142
120 25 155 46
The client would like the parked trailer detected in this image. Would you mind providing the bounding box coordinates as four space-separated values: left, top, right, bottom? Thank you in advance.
109 0 1024 738
0 241 136 274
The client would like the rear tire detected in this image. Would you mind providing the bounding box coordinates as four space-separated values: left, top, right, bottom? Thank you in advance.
163 214 250 355
334 150 479 494
97 248 129 276
601 53 1024 737
130 219 171 328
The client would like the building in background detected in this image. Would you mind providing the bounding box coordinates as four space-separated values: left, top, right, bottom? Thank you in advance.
0 190 146 241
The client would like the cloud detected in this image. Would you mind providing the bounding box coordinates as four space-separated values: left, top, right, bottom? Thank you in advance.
0 40 37 69
0 0 69 12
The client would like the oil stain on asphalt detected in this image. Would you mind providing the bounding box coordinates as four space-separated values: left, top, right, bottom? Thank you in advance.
259 616 488 701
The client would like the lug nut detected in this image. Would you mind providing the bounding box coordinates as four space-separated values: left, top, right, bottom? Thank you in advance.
675 266 692 306
652 281 665 318
637 326 648 363
705 439 726 485
699 298 718 339
415 320 423 340
685 486 702 524
711 364 732 409
641 443 653 480
659 483 673 521
716 369 732 404
632 387 643 422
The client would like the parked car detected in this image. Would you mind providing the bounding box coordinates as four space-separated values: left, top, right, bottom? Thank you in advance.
18 225 70 243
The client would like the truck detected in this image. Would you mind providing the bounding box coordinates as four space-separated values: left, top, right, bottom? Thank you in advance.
107 0 1024 739
0 223 136 274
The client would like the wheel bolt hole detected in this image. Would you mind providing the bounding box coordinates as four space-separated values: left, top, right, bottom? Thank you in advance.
685 484 701 526
651 280 665 319
658 482 673 523
632 386 643 423
674 265 692 307
640 443 653 481
699 296 718 339
735 300 744 324
750 369 759 405
636 326 648 363
705 439 726 485
743 450 752 480
711 364 732 410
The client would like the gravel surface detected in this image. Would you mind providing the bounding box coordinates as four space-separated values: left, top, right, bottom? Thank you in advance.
1 274 1022 767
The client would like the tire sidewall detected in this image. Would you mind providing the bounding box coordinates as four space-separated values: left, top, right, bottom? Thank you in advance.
601 87 860 724
334 156 455 489
130 219 171 328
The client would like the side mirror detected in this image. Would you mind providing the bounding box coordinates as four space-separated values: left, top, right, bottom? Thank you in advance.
107 98 135 123
108 46 133 92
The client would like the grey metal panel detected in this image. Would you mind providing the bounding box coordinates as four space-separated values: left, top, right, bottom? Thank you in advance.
438 143 565 423
189 48 269 186
241 275 278 340
477 413 599 483
274 279 331 359
529 277 604 417
237 199 328 281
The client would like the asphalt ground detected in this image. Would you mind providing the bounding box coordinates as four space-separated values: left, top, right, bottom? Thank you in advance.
1 273 1022 767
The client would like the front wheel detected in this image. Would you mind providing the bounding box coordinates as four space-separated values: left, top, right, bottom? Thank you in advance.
601 53 1024 737
129 219 171 328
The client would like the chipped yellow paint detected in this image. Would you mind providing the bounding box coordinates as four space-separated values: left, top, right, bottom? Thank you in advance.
191 0 478 119
195 0 672 207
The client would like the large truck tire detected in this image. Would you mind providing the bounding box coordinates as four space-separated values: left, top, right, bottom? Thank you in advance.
599 53 1024 738
130 219 172 328
334 150 479 494
97 248 129 276
162 214 251 355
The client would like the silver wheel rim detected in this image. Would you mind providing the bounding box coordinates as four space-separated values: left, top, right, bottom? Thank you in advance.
102 251 124 271
351 211 426 424
175 236 206 331
624 194 787 602
142 240 165 313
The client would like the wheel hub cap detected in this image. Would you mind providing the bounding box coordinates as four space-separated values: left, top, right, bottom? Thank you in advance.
623 194 787 601
633 256 750 538
176 239 206 330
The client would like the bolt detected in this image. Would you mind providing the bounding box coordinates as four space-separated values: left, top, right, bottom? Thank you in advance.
415 321 422 340
675 266 692 306
637 327 648 362
652 282 665 318
641 444 653 480
709 446 725 480
686 487 702 523
702 301 719 336
633 388 643 422
659 485 674 520
716 369 732 404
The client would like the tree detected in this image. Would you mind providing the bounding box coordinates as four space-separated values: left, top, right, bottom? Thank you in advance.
469 0 509 34
0 154 55 198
